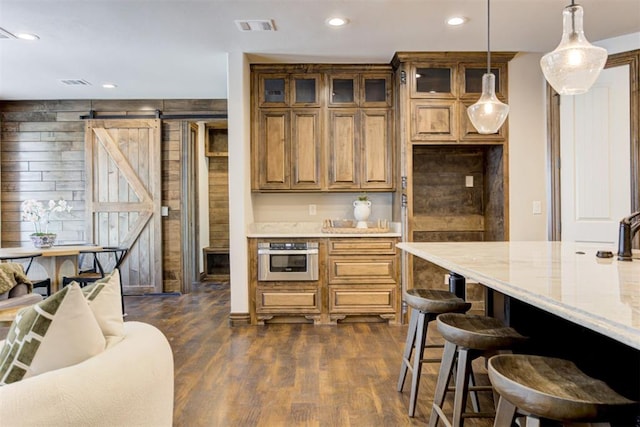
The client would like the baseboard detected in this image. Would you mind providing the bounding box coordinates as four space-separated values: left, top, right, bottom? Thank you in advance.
228 312 250 326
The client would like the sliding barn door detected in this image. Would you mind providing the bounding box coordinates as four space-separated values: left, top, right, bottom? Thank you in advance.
85 119 162 294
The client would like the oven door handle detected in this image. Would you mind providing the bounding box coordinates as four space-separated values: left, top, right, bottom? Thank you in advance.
258 249 318 255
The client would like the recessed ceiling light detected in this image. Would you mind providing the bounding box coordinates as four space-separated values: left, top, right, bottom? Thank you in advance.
446 16 468 26
15 32 39 41
326 17 349 27
102 83 117 89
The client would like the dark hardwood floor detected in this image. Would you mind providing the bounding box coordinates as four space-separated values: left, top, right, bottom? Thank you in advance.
123 282 495 427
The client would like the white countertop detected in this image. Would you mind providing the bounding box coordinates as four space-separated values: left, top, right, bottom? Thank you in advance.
247 222 401 238
397 241 640 350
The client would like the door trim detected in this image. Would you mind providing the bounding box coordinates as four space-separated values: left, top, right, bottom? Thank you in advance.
181 122 199 294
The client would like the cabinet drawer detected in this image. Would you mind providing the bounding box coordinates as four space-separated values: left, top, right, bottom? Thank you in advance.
329 286 396 313
328 238 397 255
328 256 397 284
256 289 320 313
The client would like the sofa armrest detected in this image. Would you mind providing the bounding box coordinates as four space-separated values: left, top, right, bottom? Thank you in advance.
0 321 174 426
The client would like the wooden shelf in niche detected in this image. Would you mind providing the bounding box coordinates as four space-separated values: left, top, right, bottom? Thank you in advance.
206 123 228 157
202 248 230 282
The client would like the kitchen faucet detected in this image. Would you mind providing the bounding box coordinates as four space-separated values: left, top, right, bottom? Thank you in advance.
617 211 640 261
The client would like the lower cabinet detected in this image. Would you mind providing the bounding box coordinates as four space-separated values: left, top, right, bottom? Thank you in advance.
255 284 321 325
249 237 400 325
327 238 400 323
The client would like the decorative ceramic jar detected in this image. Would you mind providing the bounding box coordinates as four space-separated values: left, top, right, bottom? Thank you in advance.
353 200 372 229
30 233 57 249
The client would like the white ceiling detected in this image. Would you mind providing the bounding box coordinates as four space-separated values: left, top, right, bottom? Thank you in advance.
0 0 638 100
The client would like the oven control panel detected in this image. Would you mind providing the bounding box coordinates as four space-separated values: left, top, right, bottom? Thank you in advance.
258 242 319 251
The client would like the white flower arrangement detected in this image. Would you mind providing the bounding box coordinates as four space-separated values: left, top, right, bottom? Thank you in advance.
21 198 72 235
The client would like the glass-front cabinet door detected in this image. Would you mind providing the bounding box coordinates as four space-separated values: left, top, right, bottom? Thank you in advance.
328 74 358 107
459 64 507 99
411 64 456 98
291 74 321 107
258 74 289 107
361 74 392 107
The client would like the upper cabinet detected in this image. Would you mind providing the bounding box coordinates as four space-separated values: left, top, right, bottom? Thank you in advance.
328 73 392 108
258 73 321 107
394 52 515 143
252 64 394 192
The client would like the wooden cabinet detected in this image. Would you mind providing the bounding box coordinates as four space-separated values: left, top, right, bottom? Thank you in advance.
257 73 321 107
395 53 513 144
249 238 325 325
251 64 394 192
392 52 515 311
205 121 228 157
327 237 400 323
248 237 400 325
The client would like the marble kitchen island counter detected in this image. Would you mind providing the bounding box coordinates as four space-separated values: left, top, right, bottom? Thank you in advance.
248 222 401 238
397 241 640 350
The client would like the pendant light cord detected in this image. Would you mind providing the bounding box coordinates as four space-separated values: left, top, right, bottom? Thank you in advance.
486 0 491 74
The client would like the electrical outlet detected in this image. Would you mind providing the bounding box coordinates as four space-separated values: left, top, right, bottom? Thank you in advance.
465 175 474 187
309 204 317 216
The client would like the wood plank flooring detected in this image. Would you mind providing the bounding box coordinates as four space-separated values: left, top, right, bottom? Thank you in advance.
122 282 495 427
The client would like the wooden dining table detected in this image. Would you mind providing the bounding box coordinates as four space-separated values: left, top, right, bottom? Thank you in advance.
0 245 102 293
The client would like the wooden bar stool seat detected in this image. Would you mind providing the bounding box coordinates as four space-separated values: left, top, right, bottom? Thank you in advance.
398 289 472 417
430 313 527 427
488 354 636 426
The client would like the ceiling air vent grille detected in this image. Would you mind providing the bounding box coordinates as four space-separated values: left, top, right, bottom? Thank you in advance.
0 27 17 40
235 20 276 32
59 79 92 86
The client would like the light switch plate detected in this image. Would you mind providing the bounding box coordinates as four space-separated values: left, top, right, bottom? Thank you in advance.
309 204 317 216
532 201 542 215
161 206 169 216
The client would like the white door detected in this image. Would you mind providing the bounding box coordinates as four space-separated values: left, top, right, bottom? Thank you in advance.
560 65 631 244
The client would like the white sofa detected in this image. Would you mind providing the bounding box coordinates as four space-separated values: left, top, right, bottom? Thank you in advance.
0 321 174 426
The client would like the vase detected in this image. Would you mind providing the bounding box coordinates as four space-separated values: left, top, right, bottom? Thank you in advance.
353 200 372 229
30 233 57 249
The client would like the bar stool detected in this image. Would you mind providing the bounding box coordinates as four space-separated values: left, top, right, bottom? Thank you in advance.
429 313 527 427
488 354 636 426
397 288 472 417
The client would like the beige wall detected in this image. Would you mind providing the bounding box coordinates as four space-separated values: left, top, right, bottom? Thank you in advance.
227 52 253 317
252 192 393 223
507 53 549 241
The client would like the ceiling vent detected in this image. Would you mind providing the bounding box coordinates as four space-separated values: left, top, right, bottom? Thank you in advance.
0 27 17 40
59 79 92 86
235 20 276 32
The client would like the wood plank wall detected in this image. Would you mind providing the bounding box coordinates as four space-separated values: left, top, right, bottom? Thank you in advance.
0 99 227 293
208 128 229 250
410 145 505 313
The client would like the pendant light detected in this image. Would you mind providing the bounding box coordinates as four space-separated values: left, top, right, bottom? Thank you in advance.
540 1 607 95
467 0 509 135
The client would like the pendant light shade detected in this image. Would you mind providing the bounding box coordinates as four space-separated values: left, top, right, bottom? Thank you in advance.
540 2 607 95
467 0 509 135
467 73 509 134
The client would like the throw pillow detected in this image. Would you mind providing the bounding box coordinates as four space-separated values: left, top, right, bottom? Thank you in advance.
0 283 105 385
82 269 125 339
